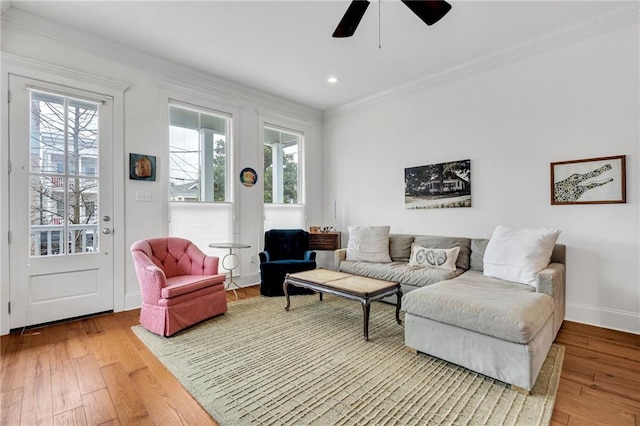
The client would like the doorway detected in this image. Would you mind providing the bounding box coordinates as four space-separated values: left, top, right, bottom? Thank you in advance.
8 75 116 329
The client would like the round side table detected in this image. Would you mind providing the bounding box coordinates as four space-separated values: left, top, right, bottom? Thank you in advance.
208 242 251 299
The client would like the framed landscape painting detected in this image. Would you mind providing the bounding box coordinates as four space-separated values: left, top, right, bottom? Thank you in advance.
405 159 471 209
550 155 626 205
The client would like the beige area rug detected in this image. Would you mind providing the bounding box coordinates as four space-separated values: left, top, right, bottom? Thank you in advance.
132 295 564 426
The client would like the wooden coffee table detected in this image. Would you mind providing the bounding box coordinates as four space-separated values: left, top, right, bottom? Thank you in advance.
284 268 402 341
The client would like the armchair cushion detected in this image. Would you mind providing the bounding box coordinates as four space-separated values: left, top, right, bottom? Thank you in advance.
162 274 226 299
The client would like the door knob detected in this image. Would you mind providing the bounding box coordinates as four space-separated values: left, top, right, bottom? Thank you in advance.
102 228 112 235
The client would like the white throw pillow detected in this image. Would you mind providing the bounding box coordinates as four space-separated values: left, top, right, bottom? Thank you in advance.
346 226 392 263
483 225 561 285
408 243 460 271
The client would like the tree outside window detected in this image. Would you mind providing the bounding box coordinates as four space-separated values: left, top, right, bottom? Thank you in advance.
29 91 100 255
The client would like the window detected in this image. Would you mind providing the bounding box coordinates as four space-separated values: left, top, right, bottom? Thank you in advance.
169 105 229 202
263 124 304 230
168 103 233 252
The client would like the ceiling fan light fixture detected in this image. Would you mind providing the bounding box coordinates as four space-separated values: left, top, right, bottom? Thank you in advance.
332 0 370 38
400 0 452 26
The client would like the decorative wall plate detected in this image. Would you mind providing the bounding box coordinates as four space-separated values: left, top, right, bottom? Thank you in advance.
240 167 258 187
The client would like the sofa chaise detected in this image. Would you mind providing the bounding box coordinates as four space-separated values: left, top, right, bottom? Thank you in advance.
334 231 565 392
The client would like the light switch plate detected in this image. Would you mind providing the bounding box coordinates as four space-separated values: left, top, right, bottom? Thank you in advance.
136 191 152 202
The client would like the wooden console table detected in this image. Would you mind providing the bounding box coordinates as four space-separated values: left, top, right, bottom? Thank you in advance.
309 232 341 251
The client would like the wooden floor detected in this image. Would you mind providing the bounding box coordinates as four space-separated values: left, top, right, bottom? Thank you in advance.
1 286 638 426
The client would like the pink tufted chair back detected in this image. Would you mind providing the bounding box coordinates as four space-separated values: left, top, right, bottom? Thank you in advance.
131 237 219 278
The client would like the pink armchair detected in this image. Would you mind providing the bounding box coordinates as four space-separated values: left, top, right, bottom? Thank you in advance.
131 237 227 336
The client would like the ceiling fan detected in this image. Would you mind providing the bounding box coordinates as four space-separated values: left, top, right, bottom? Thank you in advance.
332 0 452 38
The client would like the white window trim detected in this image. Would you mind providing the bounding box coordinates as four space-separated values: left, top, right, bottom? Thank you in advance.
158 85 241 239
258 112 310 237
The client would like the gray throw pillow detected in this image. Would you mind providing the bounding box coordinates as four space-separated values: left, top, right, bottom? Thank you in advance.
389 234 414 261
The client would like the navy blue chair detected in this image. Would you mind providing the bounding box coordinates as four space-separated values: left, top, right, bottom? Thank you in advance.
259 229 317 296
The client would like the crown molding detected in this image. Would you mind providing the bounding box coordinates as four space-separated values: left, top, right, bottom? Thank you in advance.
1 8 322 124
324 3 640 120
1 52 129 94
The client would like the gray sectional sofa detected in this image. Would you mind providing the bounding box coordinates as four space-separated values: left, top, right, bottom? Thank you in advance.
334 233 566 392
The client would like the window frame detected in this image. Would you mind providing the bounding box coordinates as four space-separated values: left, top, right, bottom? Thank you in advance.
259 114 309 232
168 102 232 203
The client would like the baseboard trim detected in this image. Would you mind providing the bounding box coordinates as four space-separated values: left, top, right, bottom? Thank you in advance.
566 302 639 335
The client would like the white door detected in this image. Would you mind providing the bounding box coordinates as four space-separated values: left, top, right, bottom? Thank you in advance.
8 75 114 329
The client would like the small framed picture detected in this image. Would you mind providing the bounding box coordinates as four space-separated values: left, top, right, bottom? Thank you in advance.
130 153 156 181
551 155 626 205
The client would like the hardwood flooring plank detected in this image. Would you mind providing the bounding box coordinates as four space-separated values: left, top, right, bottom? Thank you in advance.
100 361 149 423
550 408 569 426
51 357 83 415
562 348 640 383
559 322 640 348
21 351 54 426
554 394 636 426
108 328 147 374
51 341 83 416
1 388 23 425
81 388 118 425
53 407 88 426
129 366 192 425
0 336 28 392
580 386 640 415
66 328 89 359
73 354 106 395
136 347 216 425
86 332 120 368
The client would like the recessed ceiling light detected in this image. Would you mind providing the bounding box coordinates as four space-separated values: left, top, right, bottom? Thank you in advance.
327 76 338 84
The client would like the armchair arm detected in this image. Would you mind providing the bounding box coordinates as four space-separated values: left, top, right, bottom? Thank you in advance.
304 250 316 261
138 263 168 304
536 262 566 335
202 255 220 275
259 251 270 263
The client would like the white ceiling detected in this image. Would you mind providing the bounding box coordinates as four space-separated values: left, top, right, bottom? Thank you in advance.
4 0 630 111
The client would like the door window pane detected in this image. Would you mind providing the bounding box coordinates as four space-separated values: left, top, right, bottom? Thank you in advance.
29 91 101 256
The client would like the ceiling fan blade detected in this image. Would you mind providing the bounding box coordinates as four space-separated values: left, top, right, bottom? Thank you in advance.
332 0 371 38
400 0 452 26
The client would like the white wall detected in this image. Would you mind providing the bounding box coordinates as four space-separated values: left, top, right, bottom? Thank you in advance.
323 25 639 334
0 9 324 333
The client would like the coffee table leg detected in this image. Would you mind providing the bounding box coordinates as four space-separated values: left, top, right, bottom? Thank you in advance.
362 301 371 341
396 288 403 325
284 275 291 311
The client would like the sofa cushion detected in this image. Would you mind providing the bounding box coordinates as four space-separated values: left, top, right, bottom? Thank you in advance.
483 225 561 285
389 234 415 261
402 270 554 344
339 260 462 288
413 235 471 270
408 243 459 271
470 238 490 271
346 225 392 263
